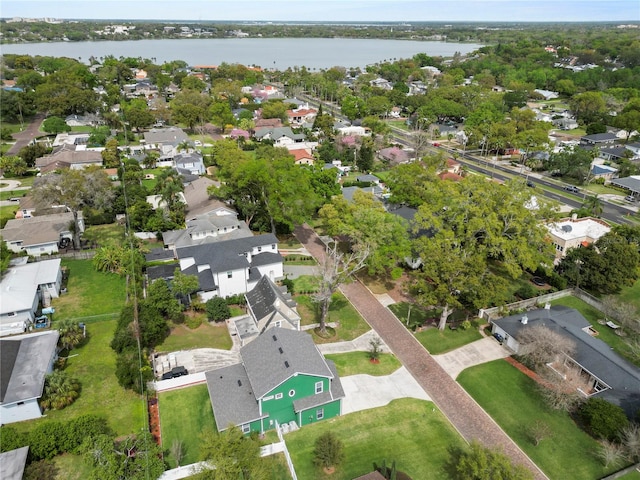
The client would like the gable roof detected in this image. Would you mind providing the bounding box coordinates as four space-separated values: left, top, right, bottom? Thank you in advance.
0 259 61 315
2 212 75 249
176 233 279 274
254 126 304 142
241 328 333 399
494 306 640 415
245 275 300 331
144 127 189 146
378 146 409 164
0 447 29 480
611 175 640 194
0 330 59 405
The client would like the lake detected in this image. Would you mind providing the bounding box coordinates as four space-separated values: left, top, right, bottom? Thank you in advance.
0 37 484 69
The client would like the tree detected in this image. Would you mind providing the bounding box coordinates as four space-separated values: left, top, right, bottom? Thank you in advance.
101 138 121 168
40 371 81 411
83 432 164 480
543 145 594 183
42 116 71 134
319 189 410 276
123 99 154 132
582 194 603 217
412 176 554 330
526 420 552 446
154 168 186 226
205 297 231 322
597 440 625 468
0 237 12 278
147 278 183 322
0 155 28 176
451 441 533 480
170 439 185 467
194 427 269 480
620 423 640 463
556 233 640 294
31 167 114 249
172 268 200 307
516 325 576 369
570 91 607 125
313 242 369 335
18 142 50 168
170 90 212 129
313 432 345 470
580 398 629 441
57 319 84 351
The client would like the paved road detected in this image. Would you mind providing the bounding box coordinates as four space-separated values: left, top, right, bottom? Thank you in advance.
294 224 548 480
6 114 46 156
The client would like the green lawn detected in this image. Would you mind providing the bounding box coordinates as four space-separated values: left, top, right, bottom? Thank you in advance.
82 223 126 247
159 385 215 467
550 296 639 366
291 275 319 293
295 292 370 343
53 453 94 480
287 398 466 480
0 189 29 201
414 323 483 355
0 204 18 228
324 352 401 377
12 319 146 437
619 278 640 313
52 259 127 320
458 360 622 480
156 322 233 352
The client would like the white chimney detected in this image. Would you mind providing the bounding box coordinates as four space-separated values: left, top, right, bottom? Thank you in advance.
521 314 528 325
571 213 577 221
544 303 551 310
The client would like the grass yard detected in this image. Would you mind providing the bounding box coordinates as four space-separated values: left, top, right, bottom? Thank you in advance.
291 274 319 293
324 351 401 377
155 322 233 352
159 384 215 467
277 234 303 249
53 454 93 480
52 259 127 320
287 398 466 480
619 278 640 314
414 323 483 355
82 223 126 247
0 204 18 228
0 189 29 201
550 296 638 366
12 319 146 437
295 292 370 343
458 360 621 480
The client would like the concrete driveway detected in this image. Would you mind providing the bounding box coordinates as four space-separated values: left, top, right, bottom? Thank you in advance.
432 337 511 379
340 366 430 414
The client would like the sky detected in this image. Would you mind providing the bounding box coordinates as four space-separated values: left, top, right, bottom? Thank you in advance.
1 0 639 23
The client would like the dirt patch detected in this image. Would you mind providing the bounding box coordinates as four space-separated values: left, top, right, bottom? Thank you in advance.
148 397 161 446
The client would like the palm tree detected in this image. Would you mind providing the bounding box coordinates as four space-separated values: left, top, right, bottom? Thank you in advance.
40 371 81 411
57 319 85 351
583 194 603 217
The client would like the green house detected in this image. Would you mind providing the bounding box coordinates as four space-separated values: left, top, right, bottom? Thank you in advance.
205 328 344 434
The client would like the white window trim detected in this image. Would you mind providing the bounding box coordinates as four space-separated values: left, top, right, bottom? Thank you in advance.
315 381 323 394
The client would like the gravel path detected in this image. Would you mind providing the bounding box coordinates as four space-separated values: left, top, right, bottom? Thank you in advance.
294 224 548 480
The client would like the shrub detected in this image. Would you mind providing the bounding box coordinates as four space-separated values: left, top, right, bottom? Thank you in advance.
206 297 231 322
185 314 203 329
225 294 246 306
515 283 539 300
580 398 629 441
313 432 345 469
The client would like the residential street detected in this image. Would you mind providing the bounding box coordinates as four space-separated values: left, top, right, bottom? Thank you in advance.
6 114 46 156
294 223 548 480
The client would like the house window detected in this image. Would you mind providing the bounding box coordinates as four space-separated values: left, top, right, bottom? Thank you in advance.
227 271 232 279
274 321 282 328
241 423 250 434
258 246 262 252
316 408 324 420
315 381 323 394
272 244 276 249
8 312 16 317
275 393 283 400
288 389 296 397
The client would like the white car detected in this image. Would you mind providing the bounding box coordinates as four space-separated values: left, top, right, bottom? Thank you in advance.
624 195 636 202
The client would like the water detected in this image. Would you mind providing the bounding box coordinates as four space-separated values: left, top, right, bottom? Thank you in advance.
0 37 484 69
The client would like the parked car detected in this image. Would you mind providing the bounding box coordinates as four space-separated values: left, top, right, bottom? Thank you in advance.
161 366 188 380
432 142 441 147
564 185 580 193
526 180 535 188
493 332 504 344
624 195 636 202
531 276 546 286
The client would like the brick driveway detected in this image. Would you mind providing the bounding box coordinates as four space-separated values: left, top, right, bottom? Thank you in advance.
294 224 548 480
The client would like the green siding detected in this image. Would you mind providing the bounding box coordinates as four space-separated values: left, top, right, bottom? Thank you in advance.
299 399 342 427
240 418 263 435
258 374 332 431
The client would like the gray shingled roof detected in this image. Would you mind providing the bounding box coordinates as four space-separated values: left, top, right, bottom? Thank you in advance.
0 331 59 405
0 447 29 480
144 127 189 146
205 365 265 429
241 328 333 399
494 306 640 416
145 248 176 263
146 264 179 282
176 234 280 274
2 212 76 248
245 275 299 330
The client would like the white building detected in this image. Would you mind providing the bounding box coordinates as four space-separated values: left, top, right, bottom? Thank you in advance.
546 216 611 261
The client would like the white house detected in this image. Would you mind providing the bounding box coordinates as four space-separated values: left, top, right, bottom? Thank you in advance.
175 234 283 300
0 330 59 424
545 216 611 261
0 259 62 336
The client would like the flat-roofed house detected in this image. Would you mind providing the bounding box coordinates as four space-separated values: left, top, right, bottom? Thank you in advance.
545 216 611 261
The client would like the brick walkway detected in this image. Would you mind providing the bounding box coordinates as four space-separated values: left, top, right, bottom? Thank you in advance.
294 224 548 480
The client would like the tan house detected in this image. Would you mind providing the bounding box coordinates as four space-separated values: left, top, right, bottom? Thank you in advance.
546 216 611 261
